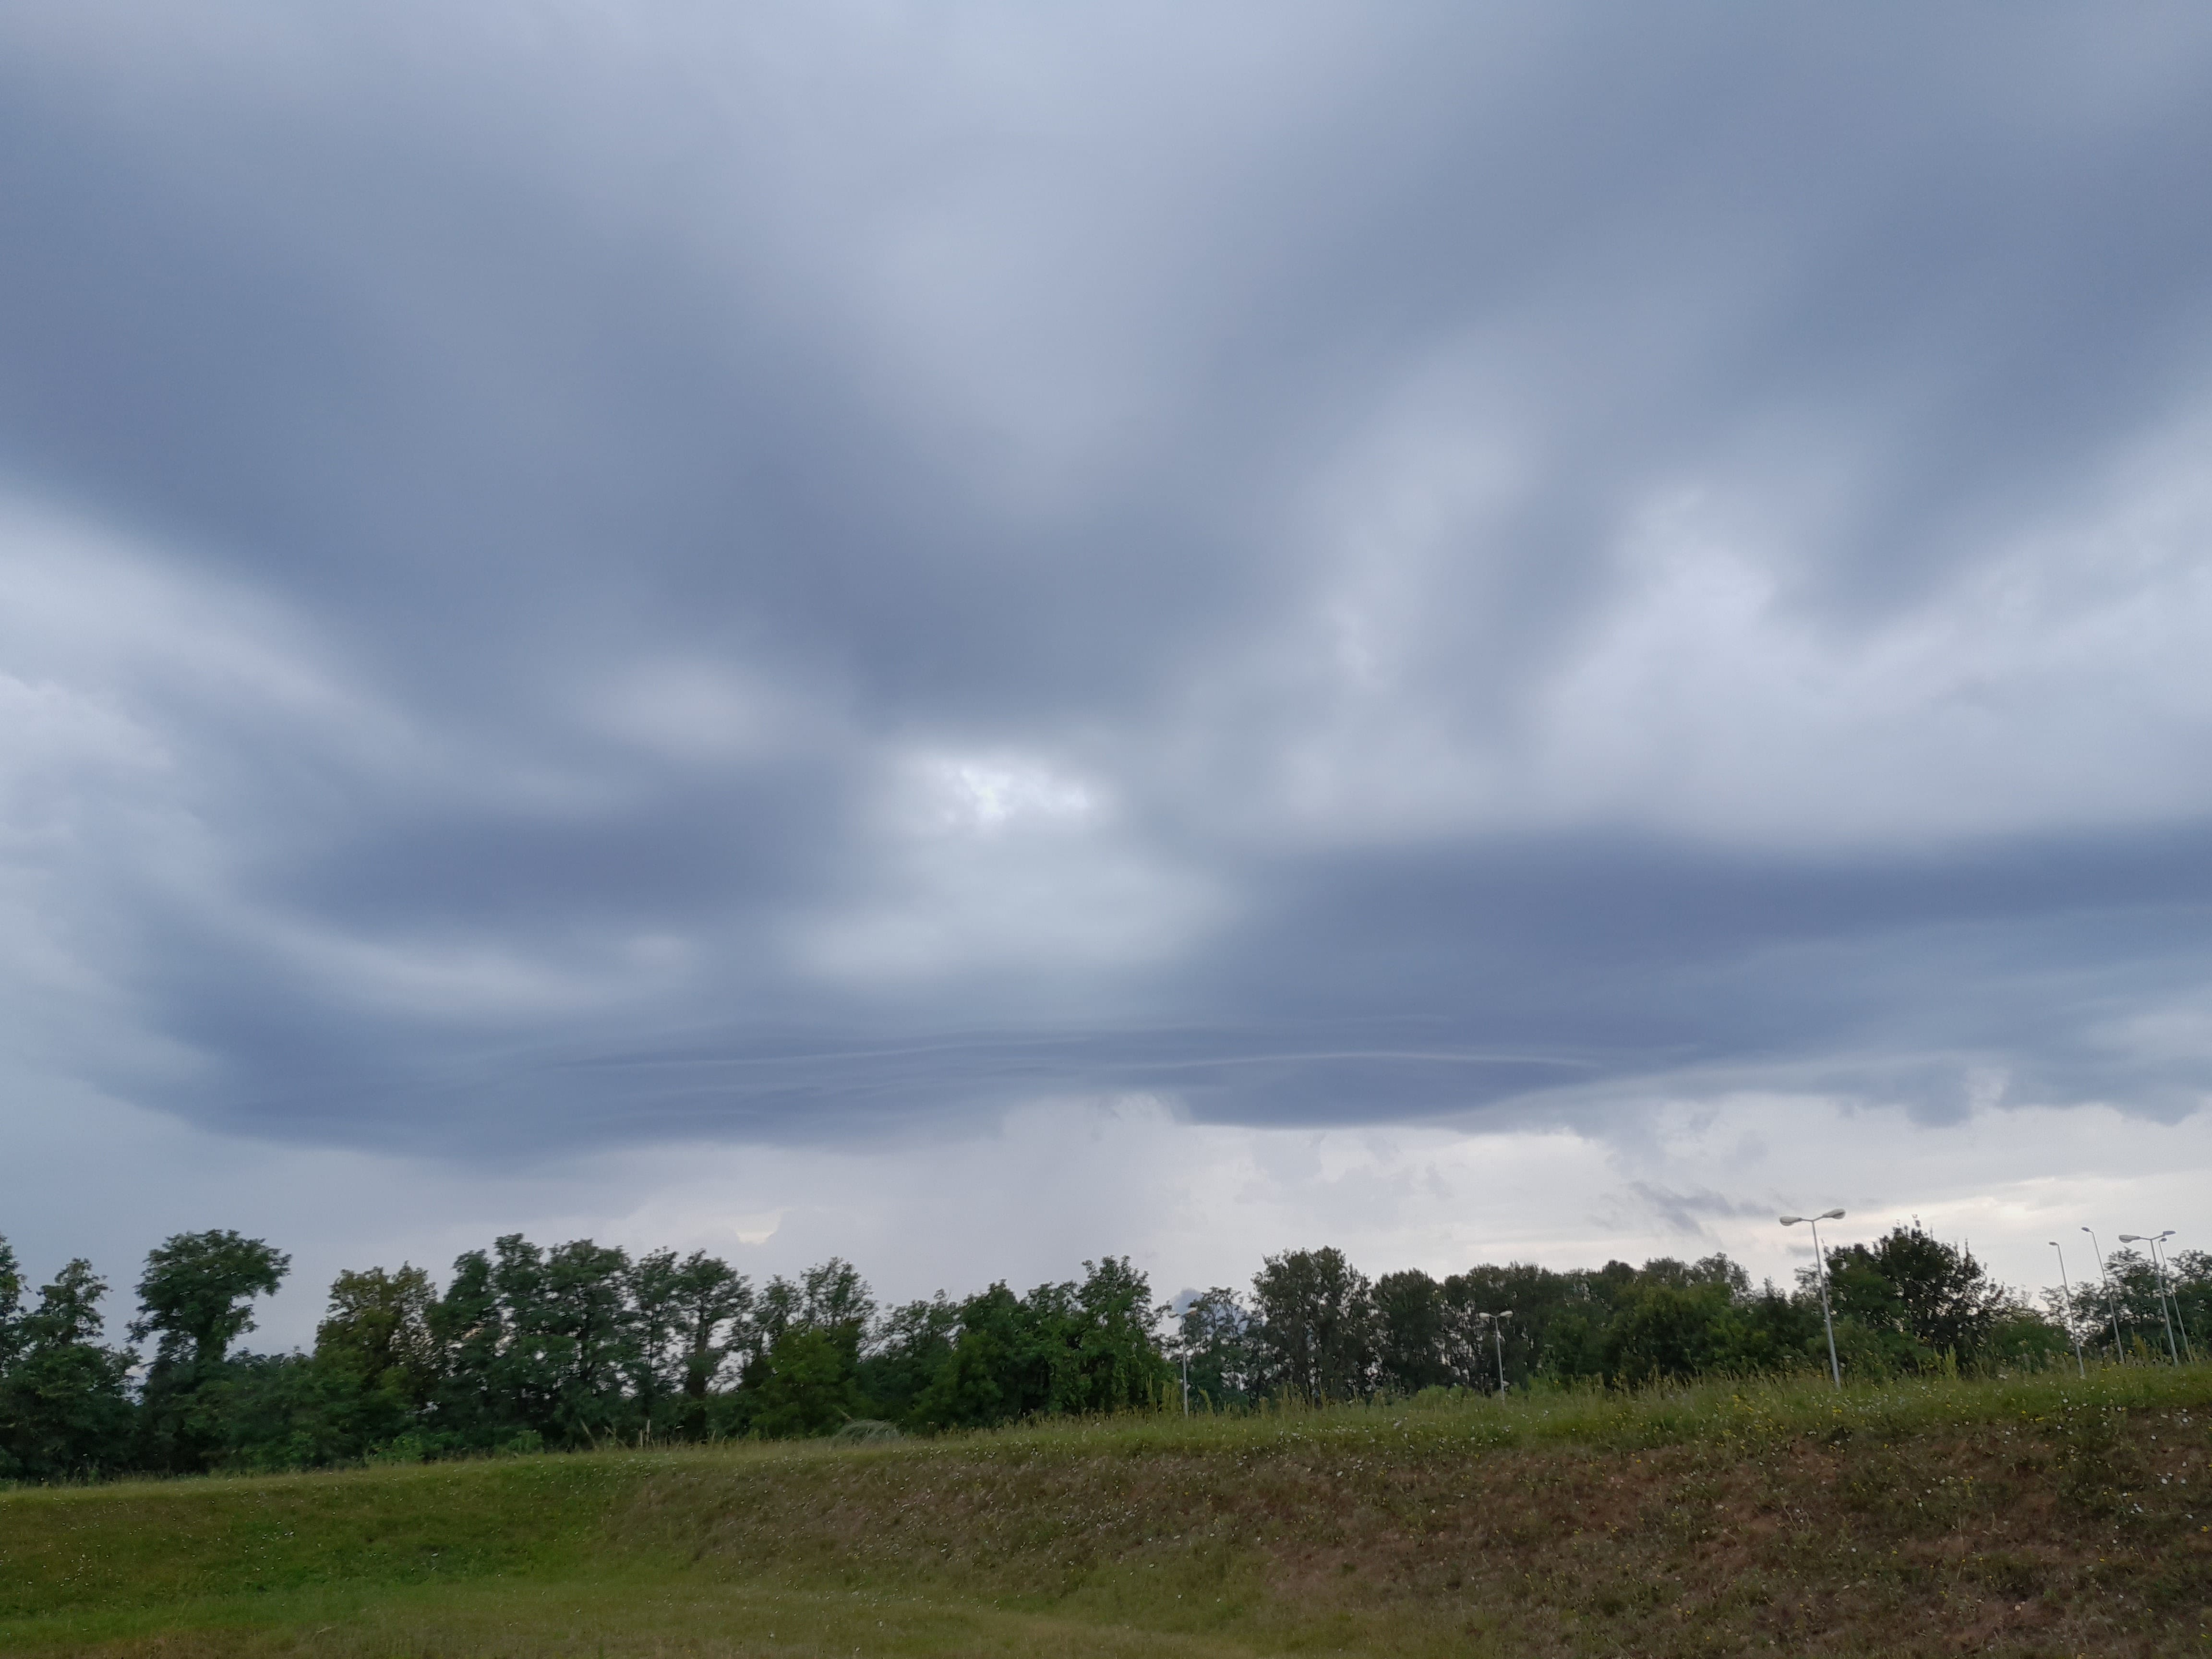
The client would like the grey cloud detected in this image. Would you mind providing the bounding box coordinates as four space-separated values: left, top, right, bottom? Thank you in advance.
3 4 2212 1163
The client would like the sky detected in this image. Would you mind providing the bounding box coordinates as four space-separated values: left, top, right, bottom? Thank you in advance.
3 2 2212 1347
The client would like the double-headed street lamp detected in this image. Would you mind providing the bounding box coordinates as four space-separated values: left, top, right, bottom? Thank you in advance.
2119 1232 2182 1364
1471 1310 1513 1395
1780 1209 1845 1390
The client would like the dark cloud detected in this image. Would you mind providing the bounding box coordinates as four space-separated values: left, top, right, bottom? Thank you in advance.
3 3 2212 1164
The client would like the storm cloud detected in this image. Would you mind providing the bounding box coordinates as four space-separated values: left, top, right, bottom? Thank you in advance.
4 0 2212 1246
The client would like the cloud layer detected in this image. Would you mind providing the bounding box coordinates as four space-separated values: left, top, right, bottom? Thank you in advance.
2 4 2211 1289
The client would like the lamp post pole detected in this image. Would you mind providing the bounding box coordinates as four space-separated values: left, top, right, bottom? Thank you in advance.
2082 1227 2123 1360
2151 1235 2192 1363
2121 1234 2180 1364
2049 1240 2086 1377
1782 1210 1845 1390
2154 1235 2196 1363
1474 1311 1512 1394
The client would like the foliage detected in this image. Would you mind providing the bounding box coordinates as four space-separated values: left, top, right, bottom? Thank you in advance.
5 1217 2203 1483
1171 1286 1253 1409
130 1230 291 1472
0 1258 133 1481
1249 1246 1374 1403
1819 1222 2010 1370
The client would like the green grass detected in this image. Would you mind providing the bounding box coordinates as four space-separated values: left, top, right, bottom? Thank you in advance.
6 1365 2212 1656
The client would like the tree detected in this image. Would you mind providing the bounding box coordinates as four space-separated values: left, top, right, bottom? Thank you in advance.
0 1237 25 1376
1372 1269 1458 1395
132 1230 291 1472
863 1294 962 1424
0 1258 134 1481
132 1230 292 1376
315 1265 437 1404
540 1238 637 1444
908 1283 1026 1431
1249 1247 1374 1404
1173 1287 1254 1410
426 1245 507 1449
750 1327 863 1437
1601 1280 1737 1383
758 1259 874 1358
1821 1224 2011 1370
627 1249 752 1438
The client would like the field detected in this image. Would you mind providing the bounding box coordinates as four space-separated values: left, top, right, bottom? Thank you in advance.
4 1366 2210 1658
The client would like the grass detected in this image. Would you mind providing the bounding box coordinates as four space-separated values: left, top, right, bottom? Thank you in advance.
4 1364 2211 1655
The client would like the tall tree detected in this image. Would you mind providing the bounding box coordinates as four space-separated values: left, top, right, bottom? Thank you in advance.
1051 1257 1169 1415
0 1258 134 1481
426 1245 507 1448
315 1265 438 1404
1823 1224 2012 1370
758 1259 874 1357
1372 1269 1457 1395
1173 1287 1253 1410
861 1294 961 1423
1249 1247 1374 1404
0 1237 25 1376
132 1230 290 1471
132 1230 292 1376
628 1249 752 1436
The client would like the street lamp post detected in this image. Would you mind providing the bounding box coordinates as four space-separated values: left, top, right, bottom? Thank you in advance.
1473 1311 1513 1394
2122 1233 2183 1365
2157 1235 2198 1363
2082 1227 2123 1360
2048 1240 2086 1377
2150 1234 2193 1363
1781 1210 1845 1390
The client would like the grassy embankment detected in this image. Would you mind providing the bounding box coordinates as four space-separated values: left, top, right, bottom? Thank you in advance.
4 1364 2210 1657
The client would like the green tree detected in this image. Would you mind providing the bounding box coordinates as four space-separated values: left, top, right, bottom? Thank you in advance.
909 1285 1023 1431
0 1258 134 1481
1372 1269 1457 1395
750 1326 863 1437
1172 1287 1253 1410
132 1230 290 1472
1052 1257 1169 1414
758 1259 874 1358
132 1230 292 1375
1249 1247 1374 1404
1821 1224 2012 1371
0 1237 25 1376
862 1294 962 1424
627 1249 752 1439
315 1265 437 1405
426 1245 507 1449
1601 1280 1737 1383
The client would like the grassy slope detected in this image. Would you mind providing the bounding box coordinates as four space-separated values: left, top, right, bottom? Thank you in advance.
4 1366 2211 1657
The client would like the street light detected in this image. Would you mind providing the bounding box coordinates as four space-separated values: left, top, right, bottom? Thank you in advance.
2160 1235 2200 1363
2149 1234 2194 1363
2121 1232 2182 1365
1781 1209 1845 1390
2048 1240 2086 1377
2082 1227 2124 1359
1472 1310 1513 1394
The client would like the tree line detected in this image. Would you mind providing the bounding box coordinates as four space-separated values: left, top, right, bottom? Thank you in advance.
0 1223 2202 1482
